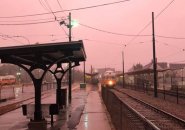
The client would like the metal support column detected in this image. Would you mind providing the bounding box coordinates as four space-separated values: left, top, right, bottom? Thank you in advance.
152 12 158 97
33 79 43 121
68 12 72 103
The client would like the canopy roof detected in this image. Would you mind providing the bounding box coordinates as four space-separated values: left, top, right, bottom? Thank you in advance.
0 40 86 66
126 62 166 75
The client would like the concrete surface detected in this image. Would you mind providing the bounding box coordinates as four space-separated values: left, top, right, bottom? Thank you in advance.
0 83 113 130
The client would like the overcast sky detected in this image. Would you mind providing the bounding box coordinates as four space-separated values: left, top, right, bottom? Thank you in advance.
0 0 185 72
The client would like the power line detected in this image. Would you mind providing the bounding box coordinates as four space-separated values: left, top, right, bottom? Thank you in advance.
155 0 175 19
57 0 64 11
44 0 57 20
126 0 175 47
0 33 25 44
2 20 185 41
0 0 129 19
82 38 122 46
156 35 185 40
0 17 66 23
55 0 68 36
38 0 50 12
79 23 151 37
0 20 55 25
73 36 151 46
156 40 182 50
159 50 184 61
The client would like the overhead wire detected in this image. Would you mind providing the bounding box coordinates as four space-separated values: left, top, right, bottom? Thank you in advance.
0 33 25 44
73 36 152 47
0 17 65 23
55 0 69 37
79 23 151 37
155 39 185 62
57 0 64 11
0 0 129 19
158 49 184 61
156 40 182 50
125 0 175 48
38 0 50 12
156 35 185 40
43 0 68 36
43 0 57 20
1 0 183 42
0 20 56 25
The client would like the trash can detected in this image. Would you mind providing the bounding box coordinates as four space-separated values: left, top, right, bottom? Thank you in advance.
80 83 86 88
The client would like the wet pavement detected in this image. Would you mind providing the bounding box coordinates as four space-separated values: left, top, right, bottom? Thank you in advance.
76 89 113 130
0 83 113 130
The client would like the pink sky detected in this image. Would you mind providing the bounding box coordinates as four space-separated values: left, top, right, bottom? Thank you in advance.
0 0 185 72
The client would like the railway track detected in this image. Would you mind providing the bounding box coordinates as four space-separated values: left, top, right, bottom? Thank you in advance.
113 87 185 130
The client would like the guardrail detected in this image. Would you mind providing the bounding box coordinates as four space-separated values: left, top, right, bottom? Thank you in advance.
101 86 159 130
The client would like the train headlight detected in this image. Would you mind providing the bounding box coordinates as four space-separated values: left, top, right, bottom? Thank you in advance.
108 80 113 86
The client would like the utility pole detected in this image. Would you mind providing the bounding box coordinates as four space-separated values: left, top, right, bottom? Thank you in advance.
122 51 125 87
68 12 72 103
84 61 86 83
152 12 158 97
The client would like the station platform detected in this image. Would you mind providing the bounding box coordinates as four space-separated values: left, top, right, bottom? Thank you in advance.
0 83 114 130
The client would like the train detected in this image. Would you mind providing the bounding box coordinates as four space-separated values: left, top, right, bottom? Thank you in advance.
0 75 16 85
101 70 117 87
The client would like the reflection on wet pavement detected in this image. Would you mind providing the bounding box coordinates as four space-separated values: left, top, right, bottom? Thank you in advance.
0 84 113 130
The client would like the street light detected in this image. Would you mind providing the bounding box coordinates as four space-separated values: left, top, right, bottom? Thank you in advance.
16 67 21 84
122 51 124 88
122 44 126 88
60 12 79 103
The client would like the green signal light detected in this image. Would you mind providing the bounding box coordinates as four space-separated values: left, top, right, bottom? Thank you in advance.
71 19 79 27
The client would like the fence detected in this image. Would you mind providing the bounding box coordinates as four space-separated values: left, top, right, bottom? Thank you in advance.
0 85 15 101
101 86 159 130
122 75 185 104
0 82 57 102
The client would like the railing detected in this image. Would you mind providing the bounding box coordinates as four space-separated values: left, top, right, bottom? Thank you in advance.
0 82 57 102
101 86 159 130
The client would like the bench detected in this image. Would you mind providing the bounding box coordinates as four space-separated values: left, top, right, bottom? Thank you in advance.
22 104 59 125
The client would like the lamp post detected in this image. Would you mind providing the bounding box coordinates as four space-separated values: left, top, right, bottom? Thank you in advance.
122 51 124 88
122 44 127 88
16 67 21 84
68 12 72 103
84 61 86 83
60 12 79 103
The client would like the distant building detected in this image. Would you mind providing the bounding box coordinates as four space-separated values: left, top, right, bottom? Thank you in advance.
169 63 185 69
96 68 115 75
158 62 168 69
127 61 167 73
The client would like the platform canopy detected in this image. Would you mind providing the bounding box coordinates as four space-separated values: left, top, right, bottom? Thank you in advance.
0 40 86 121
126 62 166 75
0 40 86 66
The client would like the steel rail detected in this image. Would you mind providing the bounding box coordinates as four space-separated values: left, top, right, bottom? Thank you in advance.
114 87 185 128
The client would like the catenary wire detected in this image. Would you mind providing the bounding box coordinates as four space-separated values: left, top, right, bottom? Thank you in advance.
79 23 151 37
0 0 129 19
125 0 175 48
